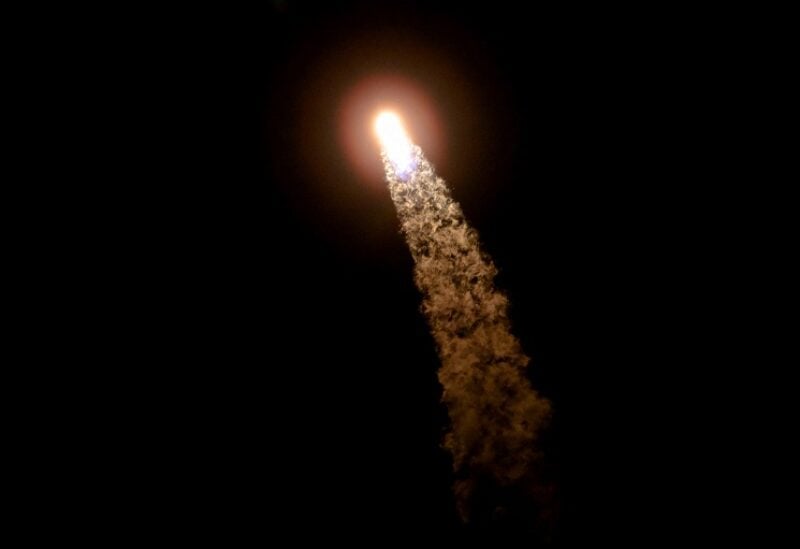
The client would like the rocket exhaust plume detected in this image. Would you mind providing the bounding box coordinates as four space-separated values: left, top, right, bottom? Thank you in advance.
375 112 552 522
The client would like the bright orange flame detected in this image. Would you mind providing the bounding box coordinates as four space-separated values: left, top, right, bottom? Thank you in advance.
374 111 413 174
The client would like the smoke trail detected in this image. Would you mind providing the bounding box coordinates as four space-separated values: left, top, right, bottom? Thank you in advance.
382 146 552 521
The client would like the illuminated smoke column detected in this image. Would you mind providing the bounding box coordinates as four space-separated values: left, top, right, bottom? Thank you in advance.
376 112 552 521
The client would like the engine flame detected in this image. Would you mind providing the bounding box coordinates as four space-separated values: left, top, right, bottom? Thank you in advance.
375 111 414 175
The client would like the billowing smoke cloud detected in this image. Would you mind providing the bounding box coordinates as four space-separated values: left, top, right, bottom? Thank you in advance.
383 147 552 522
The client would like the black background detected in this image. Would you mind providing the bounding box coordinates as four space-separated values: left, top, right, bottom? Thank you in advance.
106 1 773 545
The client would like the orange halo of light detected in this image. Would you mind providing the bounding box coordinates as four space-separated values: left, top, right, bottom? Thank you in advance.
338 74 443 188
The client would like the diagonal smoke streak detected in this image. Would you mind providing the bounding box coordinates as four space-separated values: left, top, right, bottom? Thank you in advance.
382 146 552 521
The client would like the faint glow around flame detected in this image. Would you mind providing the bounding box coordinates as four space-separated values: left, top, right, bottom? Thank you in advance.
375 111 414 174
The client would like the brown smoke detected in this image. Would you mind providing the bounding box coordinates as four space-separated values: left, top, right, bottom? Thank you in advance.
383 147 552 521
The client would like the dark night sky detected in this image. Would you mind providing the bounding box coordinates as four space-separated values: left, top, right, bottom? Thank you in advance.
117 1 773 545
